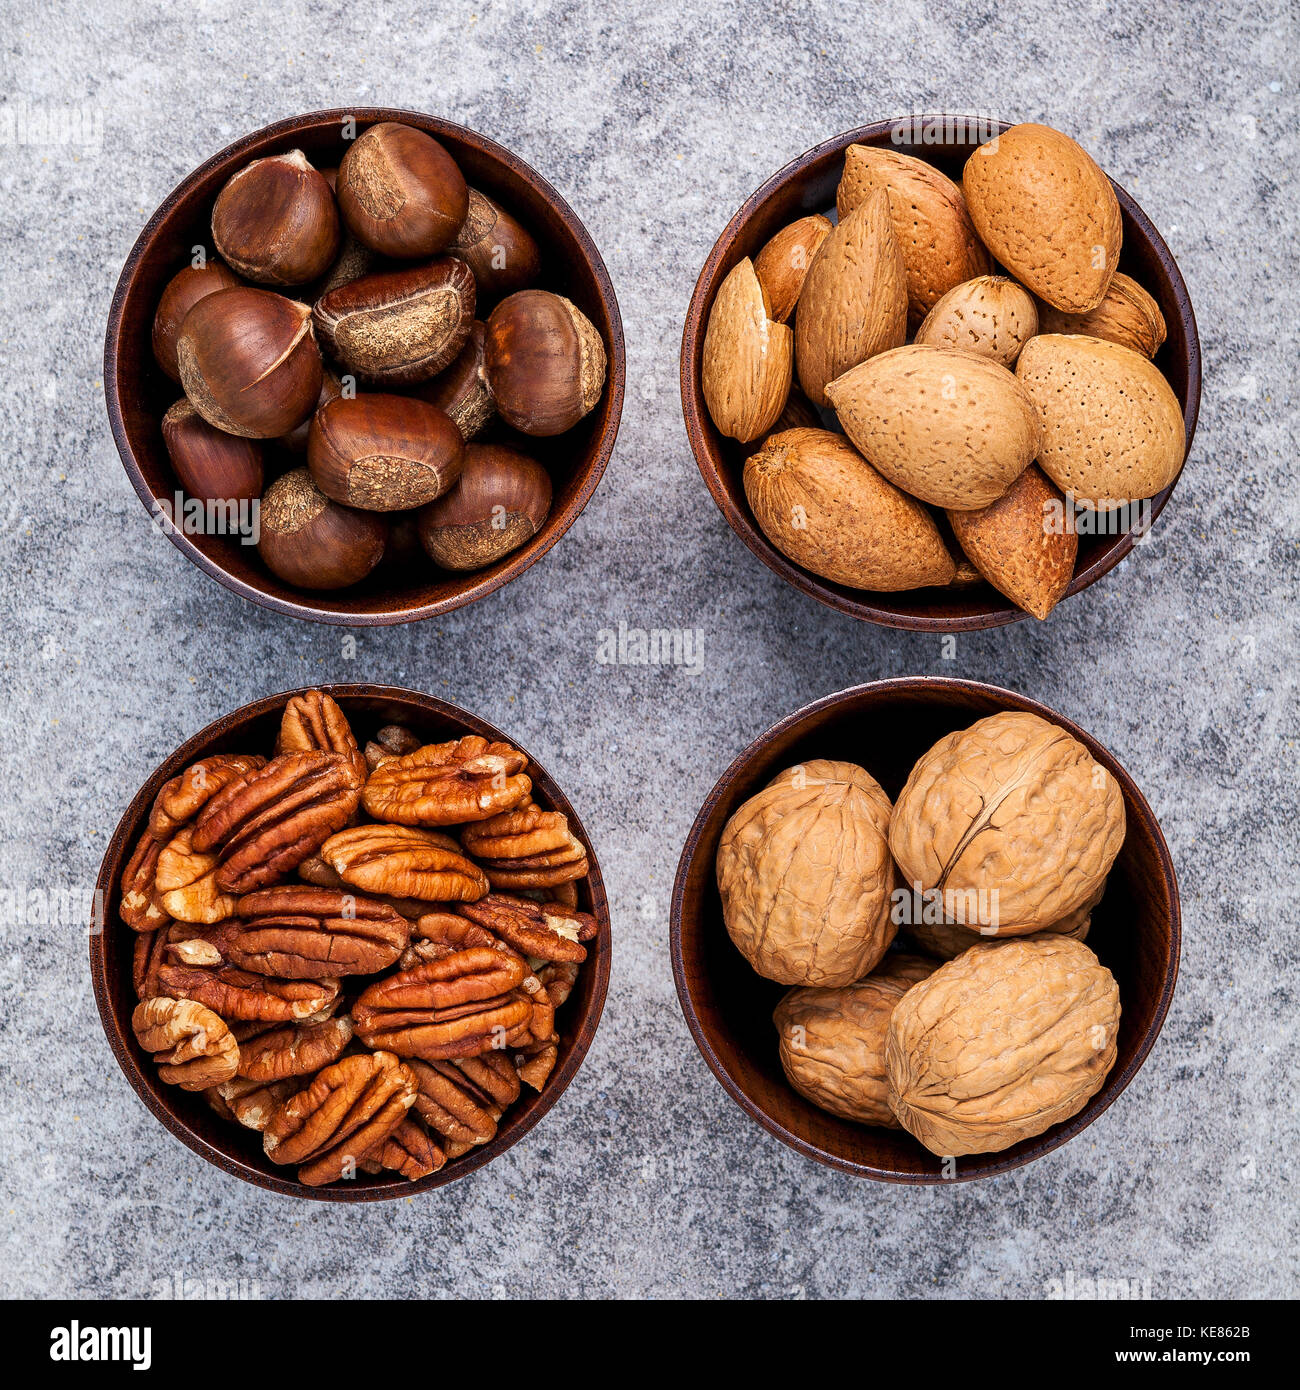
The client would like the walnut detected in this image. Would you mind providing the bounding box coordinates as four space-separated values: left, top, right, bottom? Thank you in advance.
361 736 532 826
132 997 239 1091
885 938 1120 1155
154 827 238 925
773 954 935 1126
889 711 1125 935
716 760 898 986
119 829 171 933
276 689 369 783
148 754 266 840
905 880 1102 960
321 824 488 902
229 886 410 977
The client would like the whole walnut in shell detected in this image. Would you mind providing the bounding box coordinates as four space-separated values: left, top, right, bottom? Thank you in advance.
885 937 1120 1155
889 712 1124 936
717 760 898 986
904 880 1102 960
774 953 935 1125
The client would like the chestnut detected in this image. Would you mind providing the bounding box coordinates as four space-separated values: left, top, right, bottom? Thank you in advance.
307 394 464 511
412 321 494 440
278 368 344 453
257 467 387 590
211 150 340 286
177 287 323 438
451 189 541 298
417 443 551 571
161 399 264 502
313 258 475 386
484 290 607 436
336 122 468 258
151 259 241 382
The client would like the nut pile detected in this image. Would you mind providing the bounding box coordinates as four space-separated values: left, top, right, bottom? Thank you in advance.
122 690 598 1186
716 710 1126 1156
701 123 1183 619
152 120 608 590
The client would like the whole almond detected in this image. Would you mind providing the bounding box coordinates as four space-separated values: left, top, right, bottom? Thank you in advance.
753 214 832 322
963 124 1122 313
701 257 793 443
948 464 1077 619
1036 272 1166 358
795 189 907 407
838 145 991 327
825 344 1041 510
1017 334 1185 508
914 275 1038 366
744 427 956 590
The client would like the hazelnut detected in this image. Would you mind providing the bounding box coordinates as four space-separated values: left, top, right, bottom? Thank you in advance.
257 467 387 590
417 444 551 571
336 122 468 258
412 321 494 440
177 287 323 438
307 394 464 511
151 259 241 382
161 399 264 503
313 258 475 387
484 290 606 436
278 368 345 454
211 150 341 286
451 189 541 298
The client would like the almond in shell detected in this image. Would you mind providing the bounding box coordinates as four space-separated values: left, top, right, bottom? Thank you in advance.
753 214 832 323
825 344 1041 510
914 275 1038 366
1036 272 1166 358
701 257 793 443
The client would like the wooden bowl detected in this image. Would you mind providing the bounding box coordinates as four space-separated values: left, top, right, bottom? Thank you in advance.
90 685 611 1200
105 109 625 625
670 677 1180 1181
680 117 1201 630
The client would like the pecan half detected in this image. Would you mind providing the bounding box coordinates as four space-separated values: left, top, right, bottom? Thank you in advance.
407 1052 521 1145
155 827 239 924
212 1076 298 1131
193 751 364 894
412 910 507 953
364 1117 446 1181
228 886 410 977
457 894 596 962
132 997 239 1091
460 802 590 889
148 754 267 840
536 960 581 1009
352 948 532 1060
159 963 340 1023
363 724 423 771
236 1014 354 1082
163 920 241 967
321 824 488 902
276 690 369 784
120 829 172 933
299 846 458 918
515 1042 558 1092
133 927 170 999
361 736 531 826
263 1051 417 1186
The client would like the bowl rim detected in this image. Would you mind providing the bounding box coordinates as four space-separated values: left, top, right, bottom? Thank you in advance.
103 107 626 627
669 675 1182 1182
679 114 1203 632
90 683 612 1201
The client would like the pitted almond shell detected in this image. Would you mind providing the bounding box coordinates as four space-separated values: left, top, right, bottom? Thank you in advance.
1036 272 1166 357
753 214 832 323
701 257 793 443
914 275 1038 366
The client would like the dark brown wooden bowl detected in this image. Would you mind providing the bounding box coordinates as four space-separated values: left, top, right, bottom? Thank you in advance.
105 109 625 625
680 117 1201 630
90 685 611 1200
670 677 1180 1181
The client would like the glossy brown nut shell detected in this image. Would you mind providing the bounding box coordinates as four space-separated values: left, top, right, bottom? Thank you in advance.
211 149 340 286
451 189 541 297
412 321 494 440
152 260 241 382
161 399 264 504
257 467 387 590
417 443 550 571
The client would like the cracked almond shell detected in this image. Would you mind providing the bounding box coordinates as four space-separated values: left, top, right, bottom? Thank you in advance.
717 760 898 987
701 257 793 442
744 427 955 590
885 937 1120 1155
889 711 1125 935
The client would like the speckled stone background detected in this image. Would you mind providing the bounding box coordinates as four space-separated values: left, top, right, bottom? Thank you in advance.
1 0 1295 1301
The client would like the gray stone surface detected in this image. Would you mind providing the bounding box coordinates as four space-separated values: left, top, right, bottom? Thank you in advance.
0 0 1296 1301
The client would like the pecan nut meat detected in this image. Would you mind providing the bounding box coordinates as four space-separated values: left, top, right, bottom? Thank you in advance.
363 723 423 772
276 690 369 784
321 824 488 902
352 947 532 1060
154 827 239 925
159 963 340 1023
235 1014 354 1082
132 997 239 1091
515 1042 558 1092
263 1051 417 1186
407 1052 521 1145
361 736 532 826
228 885 410 977
120 829 172 933
457 894 596 963
459 802 575 861
362 1117 446 1181
210 1076 299 1131
148 754 267 840
536 960 580 1009
193 751 364 895
133 927 170 999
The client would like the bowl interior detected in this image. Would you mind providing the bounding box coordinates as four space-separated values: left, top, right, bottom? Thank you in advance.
91 686 610 1200
680 118 1201 630
671 678 1179 1181
105 109 624 624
